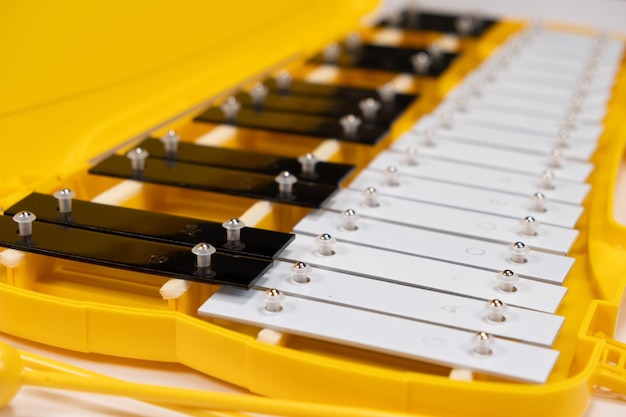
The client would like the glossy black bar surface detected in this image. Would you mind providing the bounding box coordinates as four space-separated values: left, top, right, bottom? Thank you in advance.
194 107 388 145
5 193 294 260
377 11 497 35
89 155 338 208
308 44 457 77
0 215 272 288
139 138 354 185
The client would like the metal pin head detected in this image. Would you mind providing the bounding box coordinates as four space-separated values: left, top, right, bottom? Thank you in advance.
531 192 548 213
275 70 292 93
315 233 336 256
427 40 444 62
345 32 362 54
322 43 341 63
404 146 419 165
339 114 362 138
160 130 180 154
540 169 556 190
53 188 76 214
556 128 570 148
298 153 319 178
455 14 475 36
362 186 380 207
485 299 508 323
470 78 483 96
564 110 577 129
12 211 36 237
292 261 312 284
249 82 269 108
422 127 437 146
341 208 359 231
191 242 216 268
220 96 241 122
384 165 400 186
509 241 529 264
438 109 453 129
497 269 519 293
126 147 149 172
358 98 381 122
454 93 469 112
520 215 539 236
548 148 564 169
377 82 396 106
411 52 431 74
275 171 297 195
264 288 284 312
472 331 494 355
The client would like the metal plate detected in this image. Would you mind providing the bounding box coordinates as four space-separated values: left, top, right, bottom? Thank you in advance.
0 215 272 288
139 138 354 186
89 155 339 208
5 193 294 260
194 107 388 145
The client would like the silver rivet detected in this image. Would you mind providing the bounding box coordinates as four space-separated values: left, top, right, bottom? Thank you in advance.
341 208 359 231
275 70 292 93
292 261 312 284
345 32 362 54
509 241 529 264
249 82 268 108
411 52 431 74
405 146 419 165
571 93 584 111
53 188 76 214
540 170 556 190
340 114 361 138
363 186 380 207
220 96 241 122
316 233 336 256
126 147 149 172
486 299 507 323
191 242 216 268
275 171 297 195
531 192 548 212
470 78 483 96
473 331 494 355
548 148 564 168
564 110 577 129
264 288 284 312
359 98 381 122
497 269 519 293
12 211 36 237
298 153 318 178
222 218 245 249
160 130 180 155
438 109 453 128
520 216 539 236
377 82 396 105
384 165 400 186
322 43 341 63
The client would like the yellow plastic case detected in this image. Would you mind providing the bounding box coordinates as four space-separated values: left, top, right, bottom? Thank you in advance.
1 2 626 416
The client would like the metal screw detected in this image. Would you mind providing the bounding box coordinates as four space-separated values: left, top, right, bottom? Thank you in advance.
12 211 36 237
411 52 430 74
275 70 292 94
405 146 419 165
377 82 396 105
540 170 556 190
322 43 341 63
298 153 318 178
531 192 548 212
345 32 362 54
359 98 381 122
249 82 268 108
54 188 75 214
384 165 400 186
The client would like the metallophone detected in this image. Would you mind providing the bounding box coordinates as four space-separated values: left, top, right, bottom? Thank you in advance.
1 1 626 416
